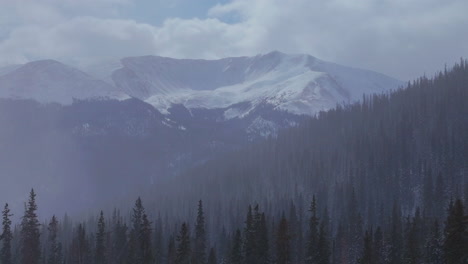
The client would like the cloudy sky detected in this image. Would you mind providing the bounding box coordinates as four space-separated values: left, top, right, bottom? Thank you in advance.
0 0 467 80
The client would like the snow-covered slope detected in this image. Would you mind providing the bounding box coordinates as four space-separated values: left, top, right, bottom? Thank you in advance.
0 52 403 117
0 60 129 104
111 51 403 116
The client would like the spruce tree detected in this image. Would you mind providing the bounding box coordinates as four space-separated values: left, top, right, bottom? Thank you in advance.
176 223 191 264
112 216 128 264
276 214 291 264
230 229 242 264
358 230 373 264
47 215 62 264
1 203 13 264
317 221 330 264
373 227 384 264
69 223 91 264
193 200 207 264
425 220 443 264
207 247 217 264
256 212 269 264
244 205 255 264
154 215 164 264
20 189 41 264
443 199 466 264
95 211 106 264
306 195 319 264
141 212 153 264
167 236 176 264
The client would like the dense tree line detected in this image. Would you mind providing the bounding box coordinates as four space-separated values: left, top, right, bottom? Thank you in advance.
144 59 468 251
0 190 466 263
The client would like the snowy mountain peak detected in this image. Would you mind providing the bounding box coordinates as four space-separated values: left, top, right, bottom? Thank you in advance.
0 60 129 104
125 52 403 116
0 52 403 118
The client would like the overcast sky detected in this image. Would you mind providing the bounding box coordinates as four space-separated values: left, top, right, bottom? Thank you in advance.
0 0 467 81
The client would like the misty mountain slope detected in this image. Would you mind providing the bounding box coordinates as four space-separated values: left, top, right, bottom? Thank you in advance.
156 60 468 226
0 60 129 104
0 96 305 215
111 51 402 116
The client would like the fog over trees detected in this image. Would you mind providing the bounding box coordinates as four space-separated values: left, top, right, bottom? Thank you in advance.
0 61 466 263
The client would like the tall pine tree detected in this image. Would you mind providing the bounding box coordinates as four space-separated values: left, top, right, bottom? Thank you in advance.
193 200 207 264
1 203 13 264
176 223 191 264
47 215 62 264
276 213 291 264
20 189 41 264
443 199 467 264
306 195 319 264
95 211 106 264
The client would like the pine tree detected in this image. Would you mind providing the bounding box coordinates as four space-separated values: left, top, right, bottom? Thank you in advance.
358 230 373 264
230 229 242 264
244 205 256 264
141 212 153 264
276 213 291 264
317 221 330 264
306 195 319 264
154 215 164 264
388 200 403 264
403 214 421 264
95 211 106 264
373 227 384 264
207 247 217 264
193 200 207 264
69 223 91 264
256 212 269 264
128 197 145 264
176 223 191 264
47 215 62 264
112 216 128 264
167 236 176 264
425 220 443 264
20 189 41 264
443 199 467 264
1 203 13 264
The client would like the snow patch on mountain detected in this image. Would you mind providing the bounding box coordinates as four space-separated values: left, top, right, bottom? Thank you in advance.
132 52 402 117
0 60 129 104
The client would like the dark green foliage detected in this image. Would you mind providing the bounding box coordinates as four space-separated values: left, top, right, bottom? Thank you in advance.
95 211 106 264
20 189 41 264
425 220 443 264
358 230 373 264
1 203 13 264
276 214 291 264
69 224 91 264
141 212 153 264
243 205 269 264
193 200 207 264
306 196 319 264
128 197 153 264
230 229 242 264
317 221 330 264
112 213 128 264
47 215 62 264
207 247 217 264
176 223 191 264
443 199 467 264
167 236 176 264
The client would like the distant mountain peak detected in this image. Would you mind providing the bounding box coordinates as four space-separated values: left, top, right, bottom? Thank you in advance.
0 53 403 117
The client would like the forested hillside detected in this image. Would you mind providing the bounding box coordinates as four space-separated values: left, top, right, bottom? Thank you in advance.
0 61 467 264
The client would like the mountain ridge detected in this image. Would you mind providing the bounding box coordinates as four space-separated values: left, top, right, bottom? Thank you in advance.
0 52 403 118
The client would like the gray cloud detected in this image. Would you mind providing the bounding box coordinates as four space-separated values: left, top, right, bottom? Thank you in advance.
0 0 467 80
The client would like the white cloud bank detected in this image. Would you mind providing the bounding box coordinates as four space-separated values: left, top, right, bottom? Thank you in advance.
0 0 467 80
